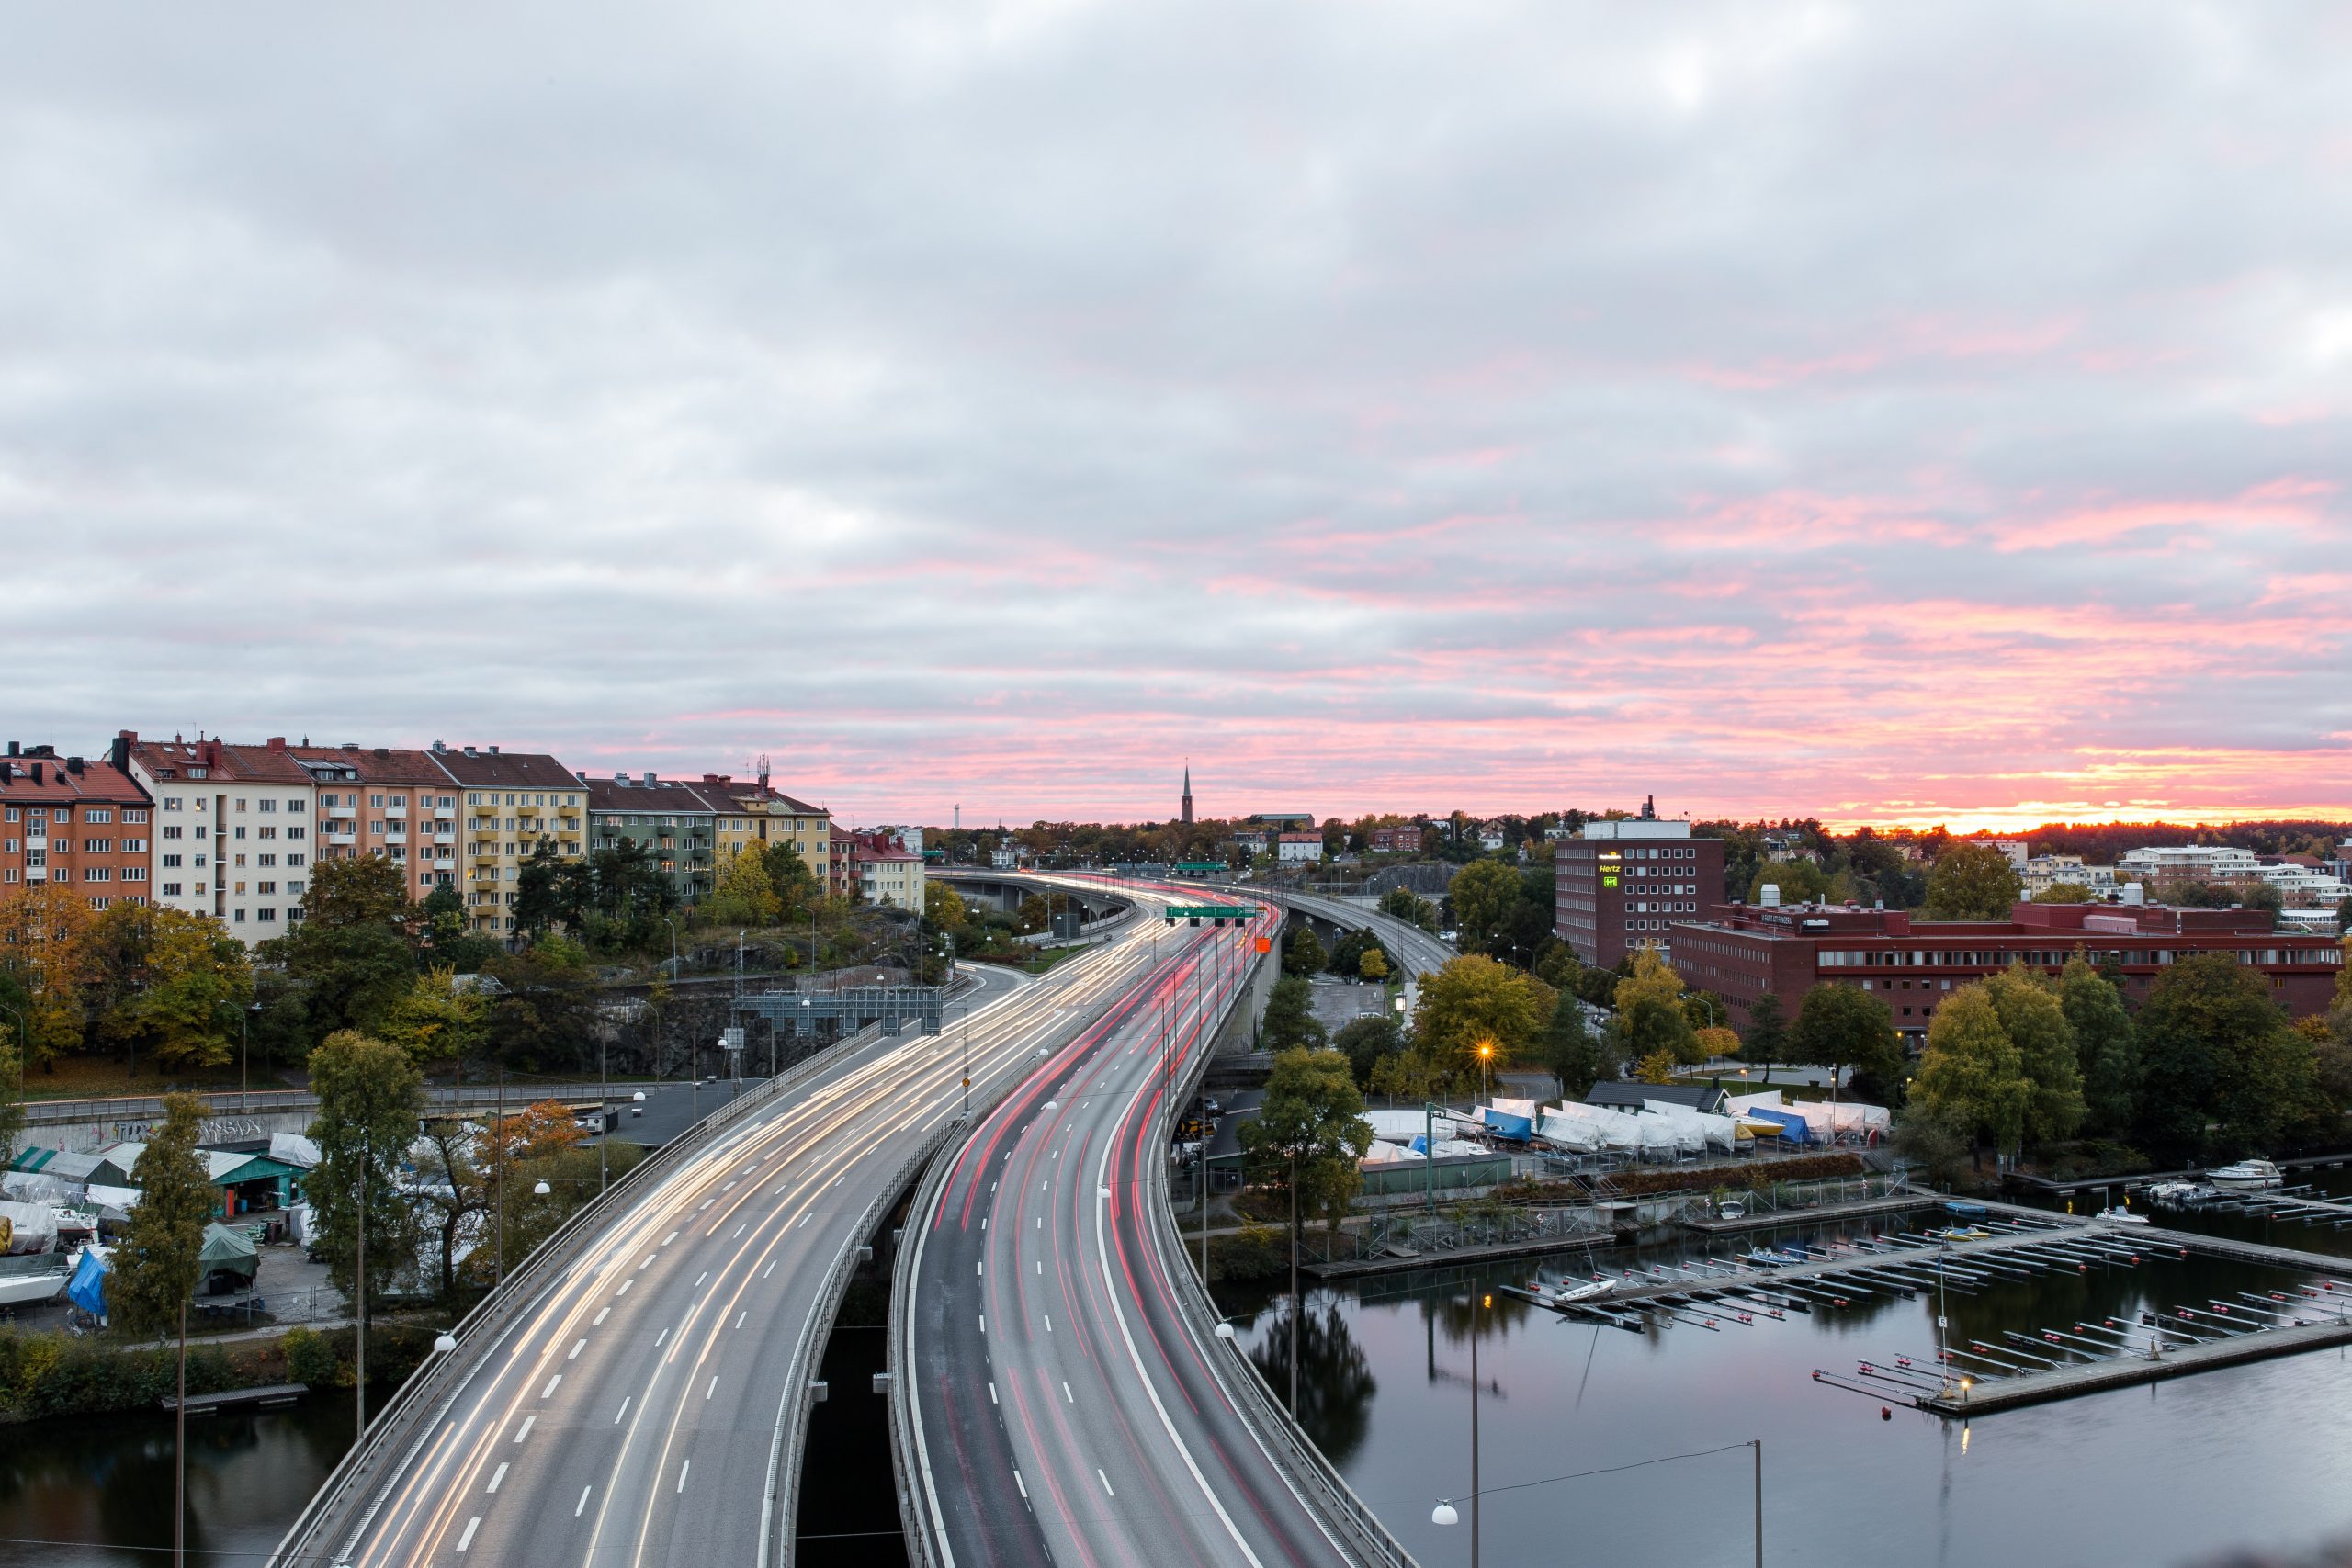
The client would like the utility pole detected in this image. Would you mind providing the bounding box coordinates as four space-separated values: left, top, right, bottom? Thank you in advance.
356 1149 368 1443
599 1034 609 1198
175 1290 187 1568
1752 1438 1764 1568
1470 1292 1484 1568
1289 1150 1300 1417
494 1066 505 1284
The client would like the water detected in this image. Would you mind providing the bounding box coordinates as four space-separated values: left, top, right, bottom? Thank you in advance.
1226 1208 2352 1568
0 1392 353 1566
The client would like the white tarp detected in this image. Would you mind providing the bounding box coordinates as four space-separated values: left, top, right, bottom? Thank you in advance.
85 1184 141 1222
1489 1097 1542 1121
0 1200 59 1255
1360 1140 1419 1166
269 1132 322 1169
1781 1100 1891 1142
1536 1109 1605 1153
1644 1100 1740 1154
1725 1090 1785 1116
1365 1109 1474 1145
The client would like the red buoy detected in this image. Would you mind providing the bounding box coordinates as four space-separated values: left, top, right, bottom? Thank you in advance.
1881 1407 1892 1420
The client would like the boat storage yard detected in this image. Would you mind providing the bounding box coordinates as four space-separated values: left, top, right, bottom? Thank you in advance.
1504 1198 2352 1417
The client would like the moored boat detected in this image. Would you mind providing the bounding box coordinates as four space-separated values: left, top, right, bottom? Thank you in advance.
2206 1159 2284 1190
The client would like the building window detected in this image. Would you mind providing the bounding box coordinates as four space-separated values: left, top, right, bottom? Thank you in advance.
259 798 277 813
233 908 247 922
162 882 181 896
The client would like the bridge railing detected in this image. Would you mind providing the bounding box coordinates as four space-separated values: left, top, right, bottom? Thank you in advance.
265 1024 883 1568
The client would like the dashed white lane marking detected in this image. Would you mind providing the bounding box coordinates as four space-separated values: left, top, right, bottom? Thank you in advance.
1063 1382 1074 1403
540 1374 561 1399
657 1328 671 1348
723 1180 738 1192
617 1279 633 1296
707 1375 718 1400
699 1199 714 1211
457 1517 481 1551
568 1339 585 1361
735 1310 748 1329
695 1271 709 1288
979 1314 987 1334
798 1214 811 1228
663 1232 679 1246
575 1485 593 1517
1044 1315 1053 1334
989 1382 998 1404
487 1461 509 1493
1036 1261 1042 1275
513 1416 536 1444
764 1261 777 1279
732 1223 747 1239
977 1261 984 1277
593 1308 610 1326
614 1397 631 1424
1099 1469 1115 1496
677 1460 691 1494
1013 1470 1028 1500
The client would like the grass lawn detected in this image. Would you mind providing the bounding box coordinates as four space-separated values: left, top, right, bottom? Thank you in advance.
18 1054 297 1102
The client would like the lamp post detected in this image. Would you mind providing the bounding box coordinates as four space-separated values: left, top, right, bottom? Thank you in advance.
1478 1040 1493 1103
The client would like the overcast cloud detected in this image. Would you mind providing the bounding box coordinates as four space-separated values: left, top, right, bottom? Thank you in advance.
4 3 2348 829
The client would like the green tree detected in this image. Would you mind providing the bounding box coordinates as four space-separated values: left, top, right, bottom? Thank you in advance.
1446 860 1522 956
2059 957 2138 1134
1746 859 1835 906
1238 1048 1374 1239
307 1031 426 1314
511 842 569 939
110 1092 215 1334
1356 947 1388 983
704 845 781 928
1791 983 1905 1101
1741 991 1791 1084
302 853 417 930
1608 951 1701 1066
1330 1014 1403 1089
1261 976 1328 1053
1924 842 2024 920
1412 955 1552 1080
925 883 968 932
1911 986 2030 1164
2032 881 2095 904
762 844 821 920
1984 965 2085 1145
1537 989 1611 1098
1379 887 1437 932
378 967 488 1073
94 905 252 1074
1283 925 1329 977
2134 953 2322 1160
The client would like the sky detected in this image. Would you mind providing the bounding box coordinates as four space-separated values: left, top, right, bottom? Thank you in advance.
4 4 2349 833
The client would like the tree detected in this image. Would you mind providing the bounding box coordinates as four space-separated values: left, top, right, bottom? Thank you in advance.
1446 860 1522 956
2032 882 2096 904
1911 987 2030 1164
0 884 95 1071
97 908 252 1075
1537 990 1611 1098
1412 955 1551 1080
1634 1050 1679 1085
307 1031 426 1314
1283 925 1328 977
1261 976 1328 1053
1791 983 1905 1100
1746 858 1835 906
2059 957 2138 1134
1238 1048 1374 1240
1924 842 2024 920
110 1092 215 1334
1331 1014 1403 1089
2134 953 2323 1161
2240 881 2285 915
302 853 416 931
925 883 967 932
1741 991 1791 1083
378 967 488 1072
1983 965 2085 1145
1357 947 1389 983
419 883 499 971
704 845 781 928
1608 951 1700 1066
1694 1025 1740 1063
763 843 821 921
1379 887 1437 932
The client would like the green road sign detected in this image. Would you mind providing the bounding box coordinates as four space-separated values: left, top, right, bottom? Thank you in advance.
1167 903 1256 927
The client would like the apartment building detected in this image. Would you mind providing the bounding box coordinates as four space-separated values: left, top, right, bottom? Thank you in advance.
431 745 585 939
2022 853 2119 897
583 773 720 905
0 743 153 908
118 734 316 938
291 745 464 897
849 829 925 913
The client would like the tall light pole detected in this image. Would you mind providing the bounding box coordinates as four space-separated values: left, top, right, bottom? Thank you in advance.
356 1144 368 1443
1470 1292 1485 1568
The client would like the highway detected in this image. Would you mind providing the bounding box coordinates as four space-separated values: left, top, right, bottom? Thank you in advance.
899 893 1398 1568
277 915 1191 1568
1271 887 1455 980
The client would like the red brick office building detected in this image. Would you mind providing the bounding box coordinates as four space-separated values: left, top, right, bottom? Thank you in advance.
1672 899 2345 1049
1555 814 1725 969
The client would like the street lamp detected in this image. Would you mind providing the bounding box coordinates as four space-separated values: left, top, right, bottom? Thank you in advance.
1477 1040 1494 1103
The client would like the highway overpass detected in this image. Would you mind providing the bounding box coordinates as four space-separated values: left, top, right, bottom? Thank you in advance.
268 914 1190 1568
893 887 1418 1568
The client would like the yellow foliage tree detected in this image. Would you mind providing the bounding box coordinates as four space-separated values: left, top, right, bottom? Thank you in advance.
0 884 95 1070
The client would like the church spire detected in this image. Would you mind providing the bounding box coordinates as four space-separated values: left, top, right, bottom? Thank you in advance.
1181 761 1193 824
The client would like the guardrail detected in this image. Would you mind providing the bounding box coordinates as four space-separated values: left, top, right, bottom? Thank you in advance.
266 1024 885 1568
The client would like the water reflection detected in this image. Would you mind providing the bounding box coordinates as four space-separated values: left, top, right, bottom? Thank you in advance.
1226 1208 2352 1568
1247 1299 1379 1463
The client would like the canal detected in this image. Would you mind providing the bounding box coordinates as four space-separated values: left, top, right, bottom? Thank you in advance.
1223 1183 2352 1568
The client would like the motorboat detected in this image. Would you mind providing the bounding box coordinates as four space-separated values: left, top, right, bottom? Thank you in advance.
2147 1180 2221 1209
2206 1159 2284 1190
1549 1277 1622 1306
2095 1206 2150 1224
0 1253 71 1308
1929 1226 1993 1242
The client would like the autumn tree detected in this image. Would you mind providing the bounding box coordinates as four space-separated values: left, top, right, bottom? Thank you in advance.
1910 987 2029 1166
0 884 95 1070
924 883 967 932
1412 955 1552 1078
704 846 781 928
92 906 253 1075
378 967 487 1073
307 1031 426 1313
2032 882 2095 904
1357 947 1389 983
1608 950 1701 1066
1924 841 2024 920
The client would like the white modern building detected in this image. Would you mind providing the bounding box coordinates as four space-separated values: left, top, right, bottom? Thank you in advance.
119 734 317 942
1276 832 1324 863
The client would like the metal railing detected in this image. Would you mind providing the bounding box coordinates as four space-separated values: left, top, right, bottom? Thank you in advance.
265 1025 883 1568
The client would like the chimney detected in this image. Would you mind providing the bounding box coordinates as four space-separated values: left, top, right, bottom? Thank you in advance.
464 746 478 757
28 762 42 784
374 748 389 759
1759 884 1781 908
432 740 447 753
5 742 15 757
266 737 286 752
615 772 629 784
488 745 500 755
67 757 84 774
342 742 359 751
643 772 657 787
109 735 129 773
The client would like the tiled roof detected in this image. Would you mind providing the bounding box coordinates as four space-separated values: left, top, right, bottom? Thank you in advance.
0 750 148 805
427 748 581 790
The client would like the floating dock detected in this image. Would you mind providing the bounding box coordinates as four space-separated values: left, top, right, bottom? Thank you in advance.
159 1382 309 1415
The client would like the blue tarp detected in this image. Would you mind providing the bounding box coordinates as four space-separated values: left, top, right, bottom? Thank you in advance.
1481 1110 1532 1144
1408 1135 1428 1155
1742 1107 1813 1145
67 1247 107 1316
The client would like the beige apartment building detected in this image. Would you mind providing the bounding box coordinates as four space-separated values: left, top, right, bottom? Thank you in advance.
432 745 586 939
291 745 465 897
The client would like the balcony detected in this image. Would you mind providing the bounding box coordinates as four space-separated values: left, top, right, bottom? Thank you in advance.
327 831 356 847
434 831 456 845
434 806 456 820
385 805 408 818
385 831 408 845
325 804 356 820
469 843 501 861
471 824 500 840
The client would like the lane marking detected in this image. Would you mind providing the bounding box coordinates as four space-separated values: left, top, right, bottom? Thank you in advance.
979 1314 987 1334
656 1328 670 1348
989 1382 998 1404
763 1261 777 1279
568 1339 585 1361
487 1461 508 1493
1013 1470 1028 1500
736 1310 748 1329
616 1279 633 1296
1099 1469 1115 1496
1063 1382 1073 1403
707 1375 718 1400
663 1232 679 1246
677 1460 691 1494
614 1397 631 1424
593 1307 610 1326
733 1223 747 1239
540 1374 561 1399
457 1517 481 1551
575 1485 593 1517
1044 1314 1053 1333
695 1270 709 1288
513 1416 535 1444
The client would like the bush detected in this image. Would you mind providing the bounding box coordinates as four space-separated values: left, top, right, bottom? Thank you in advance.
1207 1224 1290 1282
1594 1153 1866 1198
283 1325 338 1387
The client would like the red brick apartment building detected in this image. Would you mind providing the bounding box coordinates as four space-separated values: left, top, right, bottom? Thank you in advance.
1672 899 2346 1048
0 743 153 907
